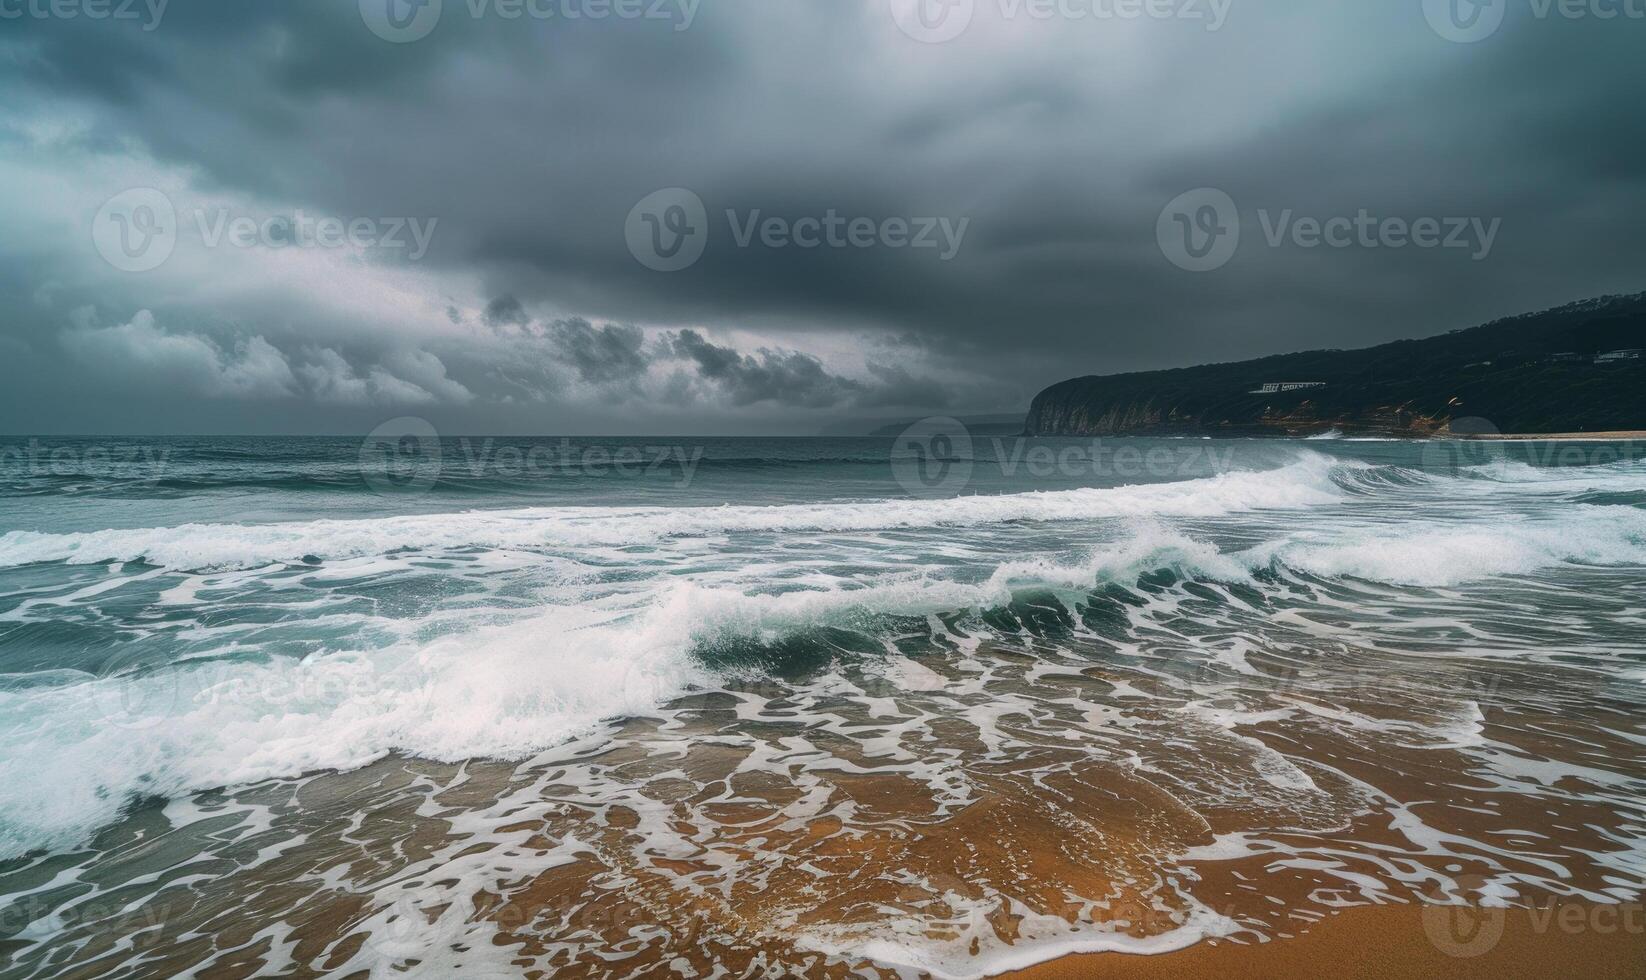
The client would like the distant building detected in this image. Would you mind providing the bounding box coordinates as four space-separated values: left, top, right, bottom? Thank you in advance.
1550 352 1585 363
1248 382 1327 395
1596 349 1642 364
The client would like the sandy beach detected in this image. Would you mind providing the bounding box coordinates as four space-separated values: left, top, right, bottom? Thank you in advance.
1005 903 1646 979
1464 430 1646 440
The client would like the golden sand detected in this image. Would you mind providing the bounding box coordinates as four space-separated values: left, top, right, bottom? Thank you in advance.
1004 903 1646 979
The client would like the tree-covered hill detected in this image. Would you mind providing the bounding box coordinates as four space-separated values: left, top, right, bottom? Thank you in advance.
1025 293 1646 436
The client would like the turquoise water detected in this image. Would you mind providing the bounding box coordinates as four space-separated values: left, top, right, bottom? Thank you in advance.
0 434 1642 976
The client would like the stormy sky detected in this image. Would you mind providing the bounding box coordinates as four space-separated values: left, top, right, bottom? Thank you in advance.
1 0 1641 434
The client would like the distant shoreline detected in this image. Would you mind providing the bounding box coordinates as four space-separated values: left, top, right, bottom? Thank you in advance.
1459 430 1646 441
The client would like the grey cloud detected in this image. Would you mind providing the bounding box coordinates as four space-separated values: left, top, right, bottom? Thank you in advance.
62 311 297 400
1 1 1640 433
545 318 650 384
297 348 473 407
483 295 530 329
670 329 866 409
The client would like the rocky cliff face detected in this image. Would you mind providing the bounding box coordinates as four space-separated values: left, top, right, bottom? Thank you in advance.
1024 387 1447 437
1023 293 1646 437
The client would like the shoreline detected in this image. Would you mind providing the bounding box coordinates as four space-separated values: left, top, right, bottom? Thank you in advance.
1014 429 1646 441
1459 429 1646 441
998 903 1646 979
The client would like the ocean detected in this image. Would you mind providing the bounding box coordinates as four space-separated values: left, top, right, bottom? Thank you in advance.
0 433 1642 977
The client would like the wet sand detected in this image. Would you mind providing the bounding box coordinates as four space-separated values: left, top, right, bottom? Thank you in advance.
1005 904 1646 979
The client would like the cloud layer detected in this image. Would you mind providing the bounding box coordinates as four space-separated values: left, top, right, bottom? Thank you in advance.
1 1 1642 433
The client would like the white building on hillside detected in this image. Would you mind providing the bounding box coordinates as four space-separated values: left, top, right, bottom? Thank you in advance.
1248 382 1327 395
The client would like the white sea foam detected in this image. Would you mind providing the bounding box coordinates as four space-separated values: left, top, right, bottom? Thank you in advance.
1261 505 1646 586
0 455 1347 570
6 491 1643 857
0 525 1260 859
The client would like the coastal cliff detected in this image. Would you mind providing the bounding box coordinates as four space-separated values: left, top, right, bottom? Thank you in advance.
1025 293 1646 437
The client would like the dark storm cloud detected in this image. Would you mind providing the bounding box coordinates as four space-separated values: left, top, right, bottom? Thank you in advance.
1 0 1642 433
670 329 866 408
483 295 530 329
546 318 650 384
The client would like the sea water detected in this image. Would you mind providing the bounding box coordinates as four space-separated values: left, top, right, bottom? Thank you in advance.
0 435 1641 977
